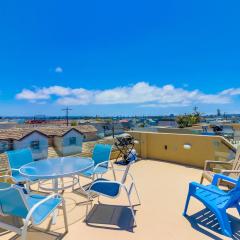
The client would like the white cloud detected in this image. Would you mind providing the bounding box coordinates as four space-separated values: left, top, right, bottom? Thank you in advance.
16 86 71 101
16 89 50 101
220 88 240 96
16 81 233 107
55 67 63 73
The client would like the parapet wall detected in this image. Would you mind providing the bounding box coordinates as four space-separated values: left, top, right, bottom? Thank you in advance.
128 131 236 168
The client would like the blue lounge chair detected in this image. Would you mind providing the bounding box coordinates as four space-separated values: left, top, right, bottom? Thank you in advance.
0 179 68 240
81 144 116 180
6 148 38 184
86 161 141 226
183 174 240 237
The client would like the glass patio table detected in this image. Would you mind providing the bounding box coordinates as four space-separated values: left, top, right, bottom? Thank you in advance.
20 156 94 224
20 156 94 191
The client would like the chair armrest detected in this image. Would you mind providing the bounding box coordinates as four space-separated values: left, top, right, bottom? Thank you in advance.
26 193 62 223
212 168 223 173
189 182 226 196
10 168 37 183
221 169 240 175
204 160 233 171
93 161 110 172
212 173 238 186
114 168 134 181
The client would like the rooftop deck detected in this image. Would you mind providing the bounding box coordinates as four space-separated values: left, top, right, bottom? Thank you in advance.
1 159 239 240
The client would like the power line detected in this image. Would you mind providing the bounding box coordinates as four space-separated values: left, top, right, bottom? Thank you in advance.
62 107 72 126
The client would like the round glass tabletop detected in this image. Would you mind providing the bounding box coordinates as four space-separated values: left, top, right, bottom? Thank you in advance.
19 157 94 179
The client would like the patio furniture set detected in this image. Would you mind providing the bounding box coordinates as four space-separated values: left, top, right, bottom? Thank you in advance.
1 142 240 239
0 144 140 240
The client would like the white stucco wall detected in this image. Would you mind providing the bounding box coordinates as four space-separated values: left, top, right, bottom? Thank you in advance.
62 129 83 156
53 129 83 156
13 132 48 160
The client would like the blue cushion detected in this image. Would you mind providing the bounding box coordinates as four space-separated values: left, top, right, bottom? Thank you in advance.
89 178 120 197
7 149 33 169
27 194 61 225
0 185 28 218
92 144 112 166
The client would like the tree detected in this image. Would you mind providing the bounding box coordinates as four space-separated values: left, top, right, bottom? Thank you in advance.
176 115 190 128
193 106 201 123
176 109 202 128
71 121 78 126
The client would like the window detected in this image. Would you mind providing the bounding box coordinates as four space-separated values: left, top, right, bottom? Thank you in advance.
69 137 77 145
31 140 40 150
0 141 8 152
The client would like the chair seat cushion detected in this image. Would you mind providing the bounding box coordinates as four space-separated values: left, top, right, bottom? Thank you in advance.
81 166 108 177
26 194 61 225
89 178 120 197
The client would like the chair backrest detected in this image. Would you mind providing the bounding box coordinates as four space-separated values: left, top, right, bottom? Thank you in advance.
6 148 33 170
92 144 112 167
0 182 28 219
232 146 240 177
226 177 240 207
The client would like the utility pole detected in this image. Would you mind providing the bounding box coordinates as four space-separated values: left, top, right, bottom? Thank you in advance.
193 106 198 114
112 120 115 139
62 107 72 126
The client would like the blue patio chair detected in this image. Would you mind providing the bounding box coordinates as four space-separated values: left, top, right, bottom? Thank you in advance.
0 178 68 240
6 148 38 184
183 174 240 237
86 160 141 226
81 144 116 180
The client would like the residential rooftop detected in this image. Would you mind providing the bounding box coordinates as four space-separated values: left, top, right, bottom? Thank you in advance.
0 131 239 240
0 125 97 140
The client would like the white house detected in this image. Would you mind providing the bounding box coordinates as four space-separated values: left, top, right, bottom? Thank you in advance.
53 128 84 156
0 125 97 161
0 129 49 160
13 130 49 160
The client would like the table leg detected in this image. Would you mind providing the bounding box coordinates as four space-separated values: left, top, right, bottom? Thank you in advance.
52 178 59 225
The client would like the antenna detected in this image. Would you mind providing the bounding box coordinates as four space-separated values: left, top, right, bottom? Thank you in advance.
62 107 72 126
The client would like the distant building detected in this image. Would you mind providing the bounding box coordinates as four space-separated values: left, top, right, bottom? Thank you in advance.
52 128 84 156
119 119 134 129
78 120 107 135
0 129 48 160
0 125 97 158
146 119 157 126
79 120 124 137
0 122 17 129
13 130 48 160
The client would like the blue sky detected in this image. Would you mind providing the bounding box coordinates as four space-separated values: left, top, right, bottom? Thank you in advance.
0 0 240 116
